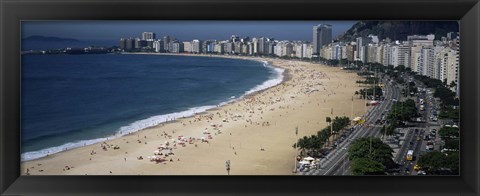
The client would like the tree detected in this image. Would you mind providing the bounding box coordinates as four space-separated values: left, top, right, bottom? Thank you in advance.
380 125 387 138
449 81 456 88
445 152 459 174
443 139 459 150
418 151 459 175
293 136 309 152
439 106 459 120
417 151 446 173
293 116 351 155
348 137 394 167
351 158 386 175
438 126 459 140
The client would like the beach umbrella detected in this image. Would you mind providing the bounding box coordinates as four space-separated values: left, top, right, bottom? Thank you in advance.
298 161 310 165
304 157 315 161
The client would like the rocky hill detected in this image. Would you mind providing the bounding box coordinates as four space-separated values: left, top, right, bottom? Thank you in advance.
337 21 459 42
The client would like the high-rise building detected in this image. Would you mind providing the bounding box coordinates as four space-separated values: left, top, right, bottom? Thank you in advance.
224 42 234 54
234 41 243 54
268 40 276 55
294 42 304 58
205 40 216 53
346 44 356 62
397 45 410 67
125 38 135 51
215 42 225 54
170 41 184 53
355 37 372 62
119 38 127 50
135 38 147 49
163 36 171 52
142 32 156 40
183 41 192 53
153 40 164 53
252 38 259 55
258 37 268 55
408 34 434 71
201 40 215 54
247 42 254 55
312 24 332 55
242 42 250 55
192 40 202 54
231 35 240 43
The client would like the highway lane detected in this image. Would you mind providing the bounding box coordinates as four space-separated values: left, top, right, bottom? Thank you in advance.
332 78 401 175
324 74 444 176
303 76 400 175
393 78 442 175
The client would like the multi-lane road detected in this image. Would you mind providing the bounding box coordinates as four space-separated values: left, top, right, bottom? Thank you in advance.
394 80 442 175
303 76 401 175
302 72 446 176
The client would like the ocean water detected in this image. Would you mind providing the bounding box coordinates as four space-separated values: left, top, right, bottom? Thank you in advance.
21 54 284 161
22 39 118 50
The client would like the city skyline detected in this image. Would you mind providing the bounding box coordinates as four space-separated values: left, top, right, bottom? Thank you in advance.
22 21 356 41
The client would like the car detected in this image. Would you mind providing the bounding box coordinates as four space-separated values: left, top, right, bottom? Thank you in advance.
413 164 421 171
426 142 434 151
417 170 426 175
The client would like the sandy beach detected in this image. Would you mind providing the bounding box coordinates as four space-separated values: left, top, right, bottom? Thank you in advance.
21 54 368 175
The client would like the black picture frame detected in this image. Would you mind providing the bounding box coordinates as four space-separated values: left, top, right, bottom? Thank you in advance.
1 0 479 195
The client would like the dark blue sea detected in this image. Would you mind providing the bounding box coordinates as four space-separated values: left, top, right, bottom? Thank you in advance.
21 54 284 161
22 39 118 51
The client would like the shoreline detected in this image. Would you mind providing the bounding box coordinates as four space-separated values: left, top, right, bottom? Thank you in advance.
22 54 368 175
21 53 288 162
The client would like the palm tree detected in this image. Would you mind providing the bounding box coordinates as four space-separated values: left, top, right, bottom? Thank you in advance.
293 136 307 152
380 125 387 139
449 81 456 89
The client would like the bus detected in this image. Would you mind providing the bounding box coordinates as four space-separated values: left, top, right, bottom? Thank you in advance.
406 150 414 161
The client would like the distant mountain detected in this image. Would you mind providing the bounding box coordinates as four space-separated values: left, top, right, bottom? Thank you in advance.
23 35 80 43
337 21 459 42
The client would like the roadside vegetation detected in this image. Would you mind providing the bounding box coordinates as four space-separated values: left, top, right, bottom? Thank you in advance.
348 137 395 175
293 116 350 156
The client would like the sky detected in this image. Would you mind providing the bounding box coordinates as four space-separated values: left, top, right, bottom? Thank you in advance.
22 21 357 42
